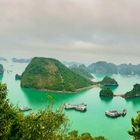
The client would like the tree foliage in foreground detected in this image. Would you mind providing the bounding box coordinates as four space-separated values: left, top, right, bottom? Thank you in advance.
129 111 140 140
0 82 106 140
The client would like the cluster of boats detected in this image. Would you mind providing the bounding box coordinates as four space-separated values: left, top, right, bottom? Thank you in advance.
64 103 87 112
19 104 127 118
64 103 127 118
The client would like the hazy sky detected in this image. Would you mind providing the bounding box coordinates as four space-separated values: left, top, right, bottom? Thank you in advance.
0 0 140 64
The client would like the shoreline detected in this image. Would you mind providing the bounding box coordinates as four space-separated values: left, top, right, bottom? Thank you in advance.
114 94 125 98
22 84 101 94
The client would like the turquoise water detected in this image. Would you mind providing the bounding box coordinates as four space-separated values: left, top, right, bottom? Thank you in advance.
2 62 140 140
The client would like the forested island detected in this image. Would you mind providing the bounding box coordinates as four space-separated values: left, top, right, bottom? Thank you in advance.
99 76 118 87
99 88 114 97
125 84 140 98
21 57 94 92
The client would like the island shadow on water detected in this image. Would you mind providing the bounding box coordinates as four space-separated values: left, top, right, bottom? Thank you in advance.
99 85 118 91
20 87 88 107
125 97 140 106
99 96 113 104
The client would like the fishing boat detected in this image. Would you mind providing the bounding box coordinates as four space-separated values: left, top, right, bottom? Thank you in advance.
19 106 32 111
105 109 127 118
64 103 87 112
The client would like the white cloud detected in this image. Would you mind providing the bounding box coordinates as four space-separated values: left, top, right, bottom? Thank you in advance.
0 0 140 64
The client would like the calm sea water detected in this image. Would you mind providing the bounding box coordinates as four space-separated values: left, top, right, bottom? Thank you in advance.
1 62 140 140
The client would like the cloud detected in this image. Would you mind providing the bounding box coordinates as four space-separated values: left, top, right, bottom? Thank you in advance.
0 0 140 64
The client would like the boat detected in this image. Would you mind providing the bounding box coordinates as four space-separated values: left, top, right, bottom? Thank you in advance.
105 110 121 117
122 109 127 116
64 103 87 112
105 109 127 118
19 106 32 111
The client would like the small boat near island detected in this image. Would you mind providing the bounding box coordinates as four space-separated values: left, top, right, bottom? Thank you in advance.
19 106 32 111
64 103 87 112
105 109 127 118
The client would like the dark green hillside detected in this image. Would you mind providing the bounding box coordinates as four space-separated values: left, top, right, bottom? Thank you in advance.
99 76 118 86
125 84 140 98
70 64 94 80
21 57 93 92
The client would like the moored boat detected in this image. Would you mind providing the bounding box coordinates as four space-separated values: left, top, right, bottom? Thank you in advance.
64 103 87 112
105 109 127 118
105 110 121 117
19 106 32 111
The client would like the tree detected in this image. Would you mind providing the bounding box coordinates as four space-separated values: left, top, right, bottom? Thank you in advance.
129 111 140 140
0 82 106 140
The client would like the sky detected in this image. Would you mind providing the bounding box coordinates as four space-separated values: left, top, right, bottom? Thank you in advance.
0 0 140 64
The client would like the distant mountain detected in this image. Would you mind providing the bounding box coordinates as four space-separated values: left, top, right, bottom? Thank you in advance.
88 61 140 75
88 61 118 74
69 64 94 80
118 64 140 75
21 57 93 92
0 57 7 62
62 61 81 67
0 64 4 75
12 58 31 63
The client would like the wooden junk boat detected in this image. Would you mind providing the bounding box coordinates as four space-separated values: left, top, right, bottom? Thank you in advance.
19 106 32 112
105 109 127 118
64 103 87 112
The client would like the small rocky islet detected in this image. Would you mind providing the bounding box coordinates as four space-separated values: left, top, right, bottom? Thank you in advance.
99 88 114 97
99 76 119 87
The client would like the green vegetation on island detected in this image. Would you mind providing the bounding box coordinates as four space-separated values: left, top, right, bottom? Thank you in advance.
129 111 140 140
125 84 140 98
70 64 94 80
0 64 4 75
21 57 94 92
99 88 114 97
0 82 106 140
99 76 118 87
